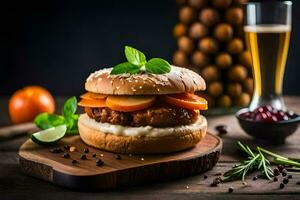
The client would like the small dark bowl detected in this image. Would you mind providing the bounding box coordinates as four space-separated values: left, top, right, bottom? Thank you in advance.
236 108 300 144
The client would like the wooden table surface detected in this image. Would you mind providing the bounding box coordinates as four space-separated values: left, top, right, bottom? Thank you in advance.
0 96 299 200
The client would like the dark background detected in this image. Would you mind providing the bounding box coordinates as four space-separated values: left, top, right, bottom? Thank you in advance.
0 0 299 96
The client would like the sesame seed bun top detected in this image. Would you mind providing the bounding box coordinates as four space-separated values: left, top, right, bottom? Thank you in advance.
85 65 206 95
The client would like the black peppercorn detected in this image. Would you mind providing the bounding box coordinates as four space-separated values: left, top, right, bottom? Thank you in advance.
210 177 222 187
228 187 234 193
296 181 300 185
80 154 87 160
50 148 63 153
215 173 222 176
115 154 122 160
96 159 104 166
278 165 284 173
204 175 208 179
92 153 97 157
273 177 278 182
83 148 89 153
282 169 287 177
72 160 77 164
62 153 70 158
280 183 285 189
283 178 289 184
252 176 258 181
273 168 280 176
288 175 292 179
215 125 228 135
64 145 70 150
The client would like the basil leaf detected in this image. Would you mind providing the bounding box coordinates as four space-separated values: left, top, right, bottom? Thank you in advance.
34 112 65 130
125 46 147 66
110 62 140 75
66 114 79 134
145 58 171 74
62 96 77 119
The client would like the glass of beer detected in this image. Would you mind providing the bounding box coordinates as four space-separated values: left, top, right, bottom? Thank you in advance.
244 1 292 111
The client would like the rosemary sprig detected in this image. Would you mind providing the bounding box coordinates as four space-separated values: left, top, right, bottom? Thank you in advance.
223 142 273 184
223 141 300 183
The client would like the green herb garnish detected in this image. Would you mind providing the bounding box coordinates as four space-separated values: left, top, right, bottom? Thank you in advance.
34 96 79 135
223 142 273 184
223 141 300 184
110 46 171 75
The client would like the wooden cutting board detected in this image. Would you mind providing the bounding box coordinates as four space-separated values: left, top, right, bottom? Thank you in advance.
18 133 222 190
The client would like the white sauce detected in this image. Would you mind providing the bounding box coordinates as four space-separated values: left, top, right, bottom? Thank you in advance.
79 114 206 137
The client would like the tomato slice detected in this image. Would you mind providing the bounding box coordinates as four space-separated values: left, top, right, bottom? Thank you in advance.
80 92 107 100
106 95 156 112
161 93 208 110
78 98 106 108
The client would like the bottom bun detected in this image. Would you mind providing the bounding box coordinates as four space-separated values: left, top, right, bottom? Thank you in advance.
78 114 207 154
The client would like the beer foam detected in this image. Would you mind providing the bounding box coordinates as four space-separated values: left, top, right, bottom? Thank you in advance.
244 25 291 33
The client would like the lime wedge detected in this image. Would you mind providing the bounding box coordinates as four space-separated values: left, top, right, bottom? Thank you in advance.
31 125 67 145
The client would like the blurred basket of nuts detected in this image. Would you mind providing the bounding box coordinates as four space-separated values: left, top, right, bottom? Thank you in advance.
173 0 253 115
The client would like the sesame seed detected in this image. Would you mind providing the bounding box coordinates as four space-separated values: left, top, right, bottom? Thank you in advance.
100 154 104 157
157 88 160 91
139 86 142 89
141 157 144 161
186 186 189 189
116 86 120 90
135 80 138 83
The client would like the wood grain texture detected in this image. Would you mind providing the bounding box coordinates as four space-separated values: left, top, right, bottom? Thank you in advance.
0 96 299 199
18 133 222 190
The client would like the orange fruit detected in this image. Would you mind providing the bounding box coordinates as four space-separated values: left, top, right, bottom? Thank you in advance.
9 86 55 124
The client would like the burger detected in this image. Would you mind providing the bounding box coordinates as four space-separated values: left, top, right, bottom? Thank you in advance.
78 47 208 154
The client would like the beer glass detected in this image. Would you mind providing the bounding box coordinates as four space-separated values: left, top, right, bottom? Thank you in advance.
244 1 292 111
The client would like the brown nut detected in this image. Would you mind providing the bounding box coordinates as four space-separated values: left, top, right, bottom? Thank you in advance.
225 7 243 25
199 37 219 54
212 0 232 9
235 92 251 106
227 38 244 54
228 65 248 82
208 82 223 97
227 83 242 97
199 8 220 27
239 51 252 68
188 0 207 9
191 51 209 68
172 51 189 67
173 23 187 38
217 95 232 108
189 22 208 40
214 23 233 41
179 6 197 24
215 52 232 69
201 65 220 82
243 77 254 94
178 36 194 54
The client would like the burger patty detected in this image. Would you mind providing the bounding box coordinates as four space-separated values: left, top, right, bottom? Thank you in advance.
86 105 199 127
